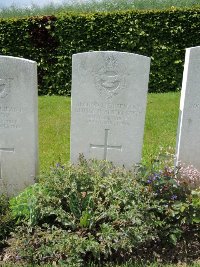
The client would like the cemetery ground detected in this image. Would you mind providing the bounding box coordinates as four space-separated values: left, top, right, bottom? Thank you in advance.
0 91 199 266
39 92 180 173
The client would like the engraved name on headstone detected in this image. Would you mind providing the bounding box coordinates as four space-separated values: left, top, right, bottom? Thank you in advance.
176 46 200 170
71 51 150 167
0 56 38 195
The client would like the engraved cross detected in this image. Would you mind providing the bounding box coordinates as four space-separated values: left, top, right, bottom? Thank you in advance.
0 148 14 179
90 129 122 160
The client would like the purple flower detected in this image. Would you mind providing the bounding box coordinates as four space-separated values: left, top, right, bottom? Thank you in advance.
152 172 161 180
171 195 177 200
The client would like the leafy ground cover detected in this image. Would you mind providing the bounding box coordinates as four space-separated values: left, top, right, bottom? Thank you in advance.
0 262 200 267
1 262 200 267
0 0 200 18
0 156 200 266
39 92 180 173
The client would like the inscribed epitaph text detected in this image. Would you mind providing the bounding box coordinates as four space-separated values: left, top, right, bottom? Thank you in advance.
0 56 38 195
70 51 150 167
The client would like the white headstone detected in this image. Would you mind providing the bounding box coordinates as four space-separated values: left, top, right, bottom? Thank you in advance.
70 51 150 167
0 56 38 195
176 46 200 170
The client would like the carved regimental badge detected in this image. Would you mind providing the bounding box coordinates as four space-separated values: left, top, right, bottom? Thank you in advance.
0 79 11 98
95 55 125 100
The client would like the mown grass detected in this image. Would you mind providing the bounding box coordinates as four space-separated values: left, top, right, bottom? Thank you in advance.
0 0 200 18
143 92 180 164
38 92 180 173
39 96 70 173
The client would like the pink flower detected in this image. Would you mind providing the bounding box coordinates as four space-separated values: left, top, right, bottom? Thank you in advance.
177 163 200 189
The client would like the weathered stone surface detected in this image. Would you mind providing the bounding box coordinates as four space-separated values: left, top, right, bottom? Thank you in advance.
176 46 200 170
70 51 150 167
0 56 38 195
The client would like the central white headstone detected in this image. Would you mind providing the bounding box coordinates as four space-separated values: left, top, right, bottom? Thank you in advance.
0 56 38 195
71 51 150 167
176 46 200 170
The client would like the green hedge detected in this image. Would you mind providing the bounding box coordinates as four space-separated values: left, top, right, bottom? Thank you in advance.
0 7 200 95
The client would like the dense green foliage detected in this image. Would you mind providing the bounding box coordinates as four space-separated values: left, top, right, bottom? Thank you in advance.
9 158 154 265
0 8 199 95
0 156 198 266
0 194 15 248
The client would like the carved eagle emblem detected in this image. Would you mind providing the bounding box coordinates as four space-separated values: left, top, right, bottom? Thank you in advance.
95 55 125 100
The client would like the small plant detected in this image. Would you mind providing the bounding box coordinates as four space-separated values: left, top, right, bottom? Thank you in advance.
0 194 15 248
177 164 200 189
8 156 157 266
191 188 200 224
136 151 200 246
10 183 41 226
6 155 200 266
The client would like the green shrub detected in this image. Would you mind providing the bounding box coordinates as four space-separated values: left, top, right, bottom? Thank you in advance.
0 194 15 248
9 183 41 226
7 155 200 266
0 8 200 95
9 157 157 265
191 188 200 223
136 153 200 247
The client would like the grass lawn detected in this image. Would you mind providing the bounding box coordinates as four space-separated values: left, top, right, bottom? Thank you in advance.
143 92 180 163
38 92 180 173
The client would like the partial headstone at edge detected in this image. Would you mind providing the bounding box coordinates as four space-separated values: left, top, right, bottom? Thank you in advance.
0 56 38 196
70 51 150 168
176 46 200 170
